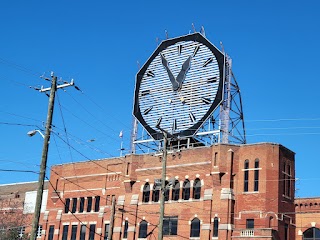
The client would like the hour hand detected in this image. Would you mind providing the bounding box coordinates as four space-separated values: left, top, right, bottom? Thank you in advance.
160 53 180 91
176 55 191 87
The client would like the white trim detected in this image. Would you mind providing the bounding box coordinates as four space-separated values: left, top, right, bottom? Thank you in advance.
136 162 210 172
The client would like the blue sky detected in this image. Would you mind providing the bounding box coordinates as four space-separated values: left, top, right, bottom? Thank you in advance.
0 1 319 197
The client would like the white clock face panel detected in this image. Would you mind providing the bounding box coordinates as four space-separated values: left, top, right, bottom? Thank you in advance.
134 33 224 140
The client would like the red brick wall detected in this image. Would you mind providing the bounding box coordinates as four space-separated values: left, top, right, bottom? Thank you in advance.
40 143 295 240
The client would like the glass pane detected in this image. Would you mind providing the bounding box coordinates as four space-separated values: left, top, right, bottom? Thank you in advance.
171 218 178 235
80 225 86 240
315 227 320 238
87 197 92 212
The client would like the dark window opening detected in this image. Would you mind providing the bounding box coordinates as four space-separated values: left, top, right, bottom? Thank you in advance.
142 183 150 202
104 223 110 240
71 225 77 240
163 216 178 236
80 225 86 240
94 196 100 212
79 197 85 213
182 180 190 200
64 198 70 213
87 197 92 212
213 217 219 237
139 220 148 238
244 160 249 192
89 224 95 240
172 180 180 201
303 227 320 239
48 225 54 240
193 178 201 199
152 184 160 202
164 181 169 201
246 219 254 229
123 220 129 238
190 218 200 237
254 159 259 191
62 225 69 240
71 198 77 213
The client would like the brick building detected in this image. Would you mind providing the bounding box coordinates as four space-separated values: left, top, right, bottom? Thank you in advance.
0 181 48 239
39 142 295 239
295 197 320 240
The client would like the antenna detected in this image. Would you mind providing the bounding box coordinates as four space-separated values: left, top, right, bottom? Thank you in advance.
191 23 196 33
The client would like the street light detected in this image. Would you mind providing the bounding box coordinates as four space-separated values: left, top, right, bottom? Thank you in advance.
27 130 45 139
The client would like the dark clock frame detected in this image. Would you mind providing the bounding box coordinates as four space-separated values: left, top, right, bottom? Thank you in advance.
133 32 225 140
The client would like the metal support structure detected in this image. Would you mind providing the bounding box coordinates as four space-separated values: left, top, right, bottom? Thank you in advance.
30 73 75 240
158 132 168 240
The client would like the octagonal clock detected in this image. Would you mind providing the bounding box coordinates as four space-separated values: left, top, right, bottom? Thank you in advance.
133 32 225 140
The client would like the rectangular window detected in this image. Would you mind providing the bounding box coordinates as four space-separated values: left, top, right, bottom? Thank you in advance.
104 223 110 240
283 162 292 198
254 160 259 191
71 225 77 240
80 225 86 240
246 219 254 229
89 224 96 240
71 198 77 213
244 161 249 192
94 196 100 212
123 220 128 238
79 197 85 213
87 197 92 212
64 198 70 213
163 216 178 236
62 225 69 240
48 225 54 240
284 223 289 240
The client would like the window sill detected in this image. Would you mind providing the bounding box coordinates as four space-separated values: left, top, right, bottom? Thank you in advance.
242 191 259 194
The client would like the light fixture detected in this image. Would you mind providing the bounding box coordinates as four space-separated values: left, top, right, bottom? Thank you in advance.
27 130 45 139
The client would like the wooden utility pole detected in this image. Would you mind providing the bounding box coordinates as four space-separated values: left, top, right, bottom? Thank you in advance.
108 196 116 239
30 73 74 240
158 132 168 240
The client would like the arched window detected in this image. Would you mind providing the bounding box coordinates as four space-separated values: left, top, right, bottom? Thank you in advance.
268 216 274 228
142 183 150 203
152 183 160 202
138 220 148 238
244 160 249 192
190 218 200 237
182 179 190 200
303 227 320 240
164 181 170 201
193 178 201 199
254 159 259 192
172 180 180 201
213 217 219 237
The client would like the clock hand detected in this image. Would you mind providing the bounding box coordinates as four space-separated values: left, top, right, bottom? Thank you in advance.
160 53 180 91
176 55 192 89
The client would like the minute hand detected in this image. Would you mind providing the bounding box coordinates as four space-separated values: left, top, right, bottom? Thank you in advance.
176 55 192 89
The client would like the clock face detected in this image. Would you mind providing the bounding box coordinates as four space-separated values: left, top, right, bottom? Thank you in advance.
133 33 225 140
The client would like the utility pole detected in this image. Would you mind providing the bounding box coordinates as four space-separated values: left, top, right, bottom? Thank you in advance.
30 72 74 240
158 131 168 240
108 196 116 240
